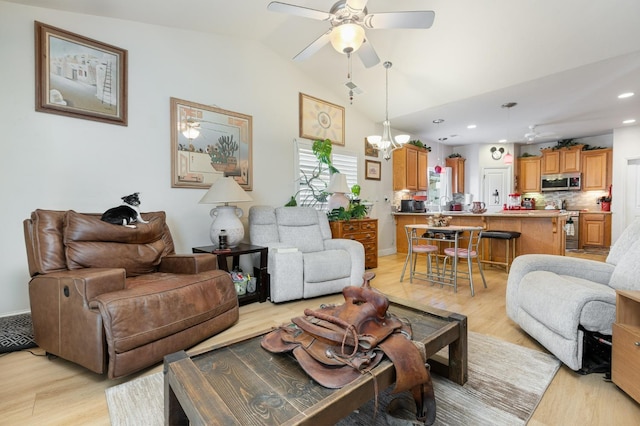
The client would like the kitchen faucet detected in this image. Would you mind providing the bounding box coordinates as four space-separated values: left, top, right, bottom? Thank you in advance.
439 195 451 212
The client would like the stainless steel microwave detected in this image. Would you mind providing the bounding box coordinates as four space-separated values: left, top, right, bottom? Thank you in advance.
541 173 581 191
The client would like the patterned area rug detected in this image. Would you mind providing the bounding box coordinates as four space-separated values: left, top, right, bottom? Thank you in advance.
0 313 37 353
106 332 560 425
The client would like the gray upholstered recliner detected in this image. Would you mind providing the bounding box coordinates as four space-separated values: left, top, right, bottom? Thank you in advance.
506 218 640 371
249 206 365 303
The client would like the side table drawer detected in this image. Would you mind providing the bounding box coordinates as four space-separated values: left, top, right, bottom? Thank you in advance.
612 323 640 403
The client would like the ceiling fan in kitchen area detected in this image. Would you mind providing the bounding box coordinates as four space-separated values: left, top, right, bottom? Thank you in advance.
524 124 560 143
267 0 435 68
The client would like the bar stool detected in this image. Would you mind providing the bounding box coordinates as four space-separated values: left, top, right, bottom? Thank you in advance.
401 226 440 283
441 228 487 296
480 230 521 273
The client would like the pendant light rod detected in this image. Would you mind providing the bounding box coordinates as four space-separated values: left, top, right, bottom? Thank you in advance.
367 61 409 161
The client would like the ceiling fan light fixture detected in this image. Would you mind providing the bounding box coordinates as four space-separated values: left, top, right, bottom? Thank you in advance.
330 23 365 54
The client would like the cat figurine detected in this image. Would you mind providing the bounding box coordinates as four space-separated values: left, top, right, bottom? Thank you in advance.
100 192 149 228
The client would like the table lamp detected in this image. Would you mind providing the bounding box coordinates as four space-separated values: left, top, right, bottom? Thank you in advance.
327 173 351 210
199 177 252 247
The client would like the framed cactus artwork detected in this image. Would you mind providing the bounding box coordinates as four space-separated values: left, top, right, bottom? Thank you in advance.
170 97 253 190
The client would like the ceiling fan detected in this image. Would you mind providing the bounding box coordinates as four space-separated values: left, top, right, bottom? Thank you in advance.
267 0 435 68
524 125 559 143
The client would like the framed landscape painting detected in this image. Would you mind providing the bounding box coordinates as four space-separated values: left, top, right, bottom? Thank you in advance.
34 21 128 125
170 97 253 190
299 93 345 146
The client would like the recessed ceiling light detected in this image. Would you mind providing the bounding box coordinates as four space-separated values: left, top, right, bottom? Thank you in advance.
618 92 635 99
623 119 636 124
498 139 507 143
432 119 445 124
467 124 477 129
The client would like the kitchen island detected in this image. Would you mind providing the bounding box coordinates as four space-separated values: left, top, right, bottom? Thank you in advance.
394 210 569 260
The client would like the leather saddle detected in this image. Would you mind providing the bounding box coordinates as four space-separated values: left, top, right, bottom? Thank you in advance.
261 272 436 425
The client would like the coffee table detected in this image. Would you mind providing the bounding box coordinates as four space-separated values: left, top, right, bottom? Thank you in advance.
163 295 467 425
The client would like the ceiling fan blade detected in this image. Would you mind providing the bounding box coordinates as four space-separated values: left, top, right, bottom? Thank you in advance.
364 11 435 29
357 38 380 68
345 0 369 12
293 29 332 62
267 2 332 21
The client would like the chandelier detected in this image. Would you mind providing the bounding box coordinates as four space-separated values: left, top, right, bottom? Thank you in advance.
367 61 409 161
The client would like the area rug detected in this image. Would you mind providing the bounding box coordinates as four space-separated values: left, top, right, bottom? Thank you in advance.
0 313 37 353
106 332 560 426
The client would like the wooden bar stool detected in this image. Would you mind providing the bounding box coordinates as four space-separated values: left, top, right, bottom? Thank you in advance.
480 231 521 273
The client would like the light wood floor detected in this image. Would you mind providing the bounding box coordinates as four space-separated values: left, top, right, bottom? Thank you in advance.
1 252 639 425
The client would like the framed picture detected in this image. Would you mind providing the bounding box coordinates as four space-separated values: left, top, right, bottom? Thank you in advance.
365 160 381 181
365 138 379 157
170 97 253 190
35 21 128 125
299 93 345 146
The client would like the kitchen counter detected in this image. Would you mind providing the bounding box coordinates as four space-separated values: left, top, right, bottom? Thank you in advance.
394 210 568 258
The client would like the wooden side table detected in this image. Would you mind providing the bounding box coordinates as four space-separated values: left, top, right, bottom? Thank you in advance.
612 290 640 403
192 243 269 306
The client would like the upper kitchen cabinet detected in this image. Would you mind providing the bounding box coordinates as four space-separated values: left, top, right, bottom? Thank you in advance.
517 156 541 193
541 145 583 174
446 157 465 193
581 148 612 191
393 144 428 191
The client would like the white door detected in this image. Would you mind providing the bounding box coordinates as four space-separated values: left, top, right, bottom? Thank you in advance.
482 167 510 212
624 158 640 228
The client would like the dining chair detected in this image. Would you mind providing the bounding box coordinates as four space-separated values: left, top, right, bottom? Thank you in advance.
441 228 487 296
400 226 440 283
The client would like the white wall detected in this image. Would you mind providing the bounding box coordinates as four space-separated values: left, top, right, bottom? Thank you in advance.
0 2 394 315
612 125 640 240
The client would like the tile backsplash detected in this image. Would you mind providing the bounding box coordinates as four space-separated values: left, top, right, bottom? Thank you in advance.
521 190 610 211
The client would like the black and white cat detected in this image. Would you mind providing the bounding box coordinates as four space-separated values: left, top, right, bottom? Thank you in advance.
101 192 149 228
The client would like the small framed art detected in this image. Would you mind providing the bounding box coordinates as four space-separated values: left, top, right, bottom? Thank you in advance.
365 160 381 181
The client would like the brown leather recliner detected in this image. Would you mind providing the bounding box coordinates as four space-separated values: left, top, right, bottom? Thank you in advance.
23 209 239 379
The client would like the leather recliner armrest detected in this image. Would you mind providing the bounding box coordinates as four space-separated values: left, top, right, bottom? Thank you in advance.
158 254 218 274
32 268 127 306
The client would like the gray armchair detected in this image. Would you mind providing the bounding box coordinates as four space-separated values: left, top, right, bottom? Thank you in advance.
249 206 365 303
506 218 640 370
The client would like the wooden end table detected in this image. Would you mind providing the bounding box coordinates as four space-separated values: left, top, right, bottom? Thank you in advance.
192 243 269 305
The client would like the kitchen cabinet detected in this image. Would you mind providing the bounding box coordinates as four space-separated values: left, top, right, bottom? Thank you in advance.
329 218 378 269
541 145 583 174
579 212 612 248
581 148 612 191
517 157 541 193
612 290 640 404
446 157 465 193
393 144 428 191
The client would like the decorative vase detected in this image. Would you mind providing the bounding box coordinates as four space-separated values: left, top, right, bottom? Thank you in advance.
209 205 245 247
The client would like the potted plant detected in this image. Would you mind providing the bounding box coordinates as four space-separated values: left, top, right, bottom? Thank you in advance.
407 140 431 151
286 139 339 207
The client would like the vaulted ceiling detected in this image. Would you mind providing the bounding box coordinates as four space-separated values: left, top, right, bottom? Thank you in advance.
11 0 640 145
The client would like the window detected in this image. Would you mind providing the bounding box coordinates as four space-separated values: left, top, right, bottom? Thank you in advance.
296 141 358 210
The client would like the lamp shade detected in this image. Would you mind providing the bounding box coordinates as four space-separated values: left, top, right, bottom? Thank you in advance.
503 151 514 165
199 177 252 248
330 23 365 54
199 177 252 205
327 173 351 194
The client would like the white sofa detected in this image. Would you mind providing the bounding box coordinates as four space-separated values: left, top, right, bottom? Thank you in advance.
506 218 640 371
249 206 365 303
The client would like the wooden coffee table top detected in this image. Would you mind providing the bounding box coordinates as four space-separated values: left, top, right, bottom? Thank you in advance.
164 296 467 425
